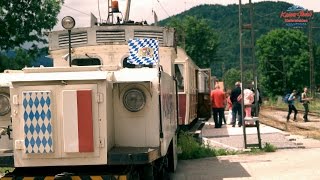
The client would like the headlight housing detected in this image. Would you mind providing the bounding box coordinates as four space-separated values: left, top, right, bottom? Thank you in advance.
123 89 146 112
0 93 10 116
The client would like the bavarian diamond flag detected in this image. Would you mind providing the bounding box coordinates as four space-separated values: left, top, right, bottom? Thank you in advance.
128 38 159 65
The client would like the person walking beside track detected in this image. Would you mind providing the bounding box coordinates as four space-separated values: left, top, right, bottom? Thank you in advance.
210 84 226 128
287 90 298 122
301 87 312 122
230 81 242 127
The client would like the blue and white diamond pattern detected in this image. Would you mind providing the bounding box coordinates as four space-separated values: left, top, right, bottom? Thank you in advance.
128 38 159 65
23 91 53 154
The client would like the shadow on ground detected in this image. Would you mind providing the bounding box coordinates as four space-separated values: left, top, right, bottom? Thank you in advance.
171 157 251 180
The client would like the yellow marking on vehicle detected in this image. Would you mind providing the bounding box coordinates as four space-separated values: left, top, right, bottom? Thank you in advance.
71 176 81 180
117 175 127 180
44 177 54 180
0 175 128 180
90 176 103 180
0 178 13 180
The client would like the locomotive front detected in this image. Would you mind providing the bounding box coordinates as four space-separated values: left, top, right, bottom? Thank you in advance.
3 25 178 178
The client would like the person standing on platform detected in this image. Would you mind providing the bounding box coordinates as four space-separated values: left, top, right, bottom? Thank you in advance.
210 84 226 128
230 81 242 127
251 84 262 117
301 87 312 122
226 90 233 124
243 87 254 118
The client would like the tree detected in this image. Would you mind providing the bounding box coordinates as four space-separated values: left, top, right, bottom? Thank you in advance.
166 16 219 68
223 68 253 91
256 29 309 96
0 0 62 72
223 68 241 91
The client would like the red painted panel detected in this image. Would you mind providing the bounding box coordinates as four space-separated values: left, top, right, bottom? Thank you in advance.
77 90 94 152
178 94 186 125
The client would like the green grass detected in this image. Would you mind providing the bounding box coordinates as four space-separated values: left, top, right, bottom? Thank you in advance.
245 143 277 154
177 131 277 159
177 131 238 160
263 142 277 152
0 167 13 174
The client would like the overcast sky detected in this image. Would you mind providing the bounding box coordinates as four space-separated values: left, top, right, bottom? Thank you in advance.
54 0 319 30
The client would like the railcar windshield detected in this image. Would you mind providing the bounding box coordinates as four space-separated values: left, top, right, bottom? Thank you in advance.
72 58 101 66
175 64 184 92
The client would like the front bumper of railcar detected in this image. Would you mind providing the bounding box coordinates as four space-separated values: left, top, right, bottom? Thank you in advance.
108 68 177 165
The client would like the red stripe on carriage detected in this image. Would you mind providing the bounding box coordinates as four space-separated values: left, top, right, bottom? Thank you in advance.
77 90 94 152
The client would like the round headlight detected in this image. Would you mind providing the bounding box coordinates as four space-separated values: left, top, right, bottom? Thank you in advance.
123 89 146 112
61 16 76 30
0 93 10 116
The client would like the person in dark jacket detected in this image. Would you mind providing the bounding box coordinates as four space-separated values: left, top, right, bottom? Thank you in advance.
251 86 262 117
230 81 242 127
287 90 298 122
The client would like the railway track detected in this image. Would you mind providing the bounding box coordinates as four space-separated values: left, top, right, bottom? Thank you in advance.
259 106 320 140
262 106 320 117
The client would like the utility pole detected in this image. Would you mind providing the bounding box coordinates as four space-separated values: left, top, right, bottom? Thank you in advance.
308 21 314 96
239 0 261 149
307 19 320 97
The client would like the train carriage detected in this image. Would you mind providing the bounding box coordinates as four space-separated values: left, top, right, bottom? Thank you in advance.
174 47 199 126
197 69 212 120
174 47 212 126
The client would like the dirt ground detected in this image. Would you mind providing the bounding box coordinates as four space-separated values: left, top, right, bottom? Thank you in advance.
260 107 320 140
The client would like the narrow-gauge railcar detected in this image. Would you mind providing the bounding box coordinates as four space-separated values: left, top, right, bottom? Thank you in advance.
174 47 212 126
197 69 212 120
1 1 178 179
174 47 198 126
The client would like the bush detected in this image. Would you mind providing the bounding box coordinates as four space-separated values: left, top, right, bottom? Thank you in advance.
263 142 277 152
0 167 13 174
177 131 237 160
245 143 277 154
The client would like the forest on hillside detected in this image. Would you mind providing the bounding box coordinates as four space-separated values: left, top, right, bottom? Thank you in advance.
160 1 320 78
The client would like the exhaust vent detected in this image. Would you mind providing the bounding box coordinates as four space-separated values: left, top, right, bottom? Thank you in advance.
58 32 88 47
96 30 126 44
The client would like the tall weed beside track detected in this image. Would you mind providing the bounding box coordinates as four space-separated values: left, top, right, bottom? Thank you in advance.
177 131 237 160
246 143 277 154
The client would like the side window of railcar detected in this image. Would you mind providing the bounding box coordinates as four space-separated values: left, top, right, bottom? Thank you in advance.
123 57 135 68
72 58 101 66
123 57 154 68
175 64 184 92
